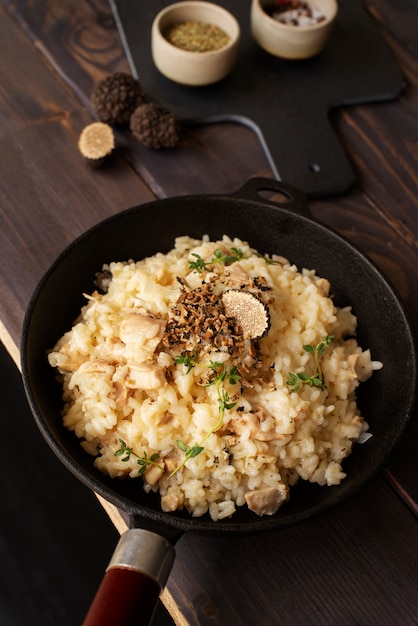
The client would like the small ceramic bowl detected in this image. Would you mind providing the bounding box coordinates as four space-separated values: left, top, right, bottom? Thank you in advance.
251 0 338 60
151 1 240 86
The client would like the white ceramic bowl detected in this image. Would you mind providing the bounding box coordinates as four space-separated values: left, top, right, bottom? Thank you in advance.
251 0 338 60
151 1 240 86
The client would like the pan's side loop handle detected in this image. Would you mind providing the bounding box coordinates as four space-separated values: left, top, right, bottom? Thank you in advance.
233 177 311 217
82 529 175 626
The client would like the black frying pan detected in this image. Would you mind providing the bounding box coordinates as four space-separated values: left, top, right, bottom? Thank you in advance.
21 178 417 625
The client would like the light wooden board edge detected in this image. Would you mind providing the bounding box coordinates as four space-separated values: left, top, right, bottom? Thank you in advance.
0 321 20 370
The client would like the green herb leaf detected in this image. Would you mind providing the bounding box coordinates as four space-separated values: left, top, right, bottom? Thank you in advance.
114 439 163 476
188 247 245 273
210 247 244 265
227 365 240 385
255 251 280 265
176 440 189 452
189 445 204 458
218 388 236 413
287 336 334 393
188 253 208 273
175 351 198 374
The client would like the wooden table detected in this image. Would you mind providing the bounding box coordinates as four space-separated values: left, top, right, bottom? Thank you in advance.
1 1 417 624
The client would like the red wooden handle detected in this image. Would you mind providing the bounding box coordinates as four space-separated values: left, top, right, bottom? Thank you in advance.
82 528 175 626
83 566 161 626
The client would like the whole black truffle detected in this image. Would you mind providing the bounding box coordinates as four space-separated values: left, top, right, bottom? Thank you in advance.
91 72 145 126
130 103 181 149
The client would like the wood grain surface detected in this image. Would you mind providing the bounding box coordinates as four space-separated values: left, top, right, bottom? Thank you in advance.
0 0 417 624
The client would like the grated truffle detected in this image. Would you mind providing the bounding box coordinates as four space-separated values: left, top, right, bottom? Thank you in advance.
78 122 115 167
91 72 145 126
130 103 181 149
222 290 270 339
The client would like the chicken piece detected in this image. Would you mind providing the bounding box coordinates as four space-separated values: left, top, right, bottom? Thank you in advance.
81 358 113 373
226 408 277 441
49 342 88 371
223 264 250 288
163 452 182 475
245 485 288 516
143 464 164 486
119 311 166 354
161 493 180 512
125 362 165 390
105 336 126 359
110 381 132 407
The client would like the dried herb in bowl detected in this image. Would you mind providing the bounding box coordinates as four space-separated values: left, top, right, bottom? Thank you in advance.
164 20 230 52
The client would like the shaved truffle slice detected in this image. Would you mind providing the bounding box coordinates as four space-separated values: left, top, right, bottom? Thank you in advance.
222 290 270 339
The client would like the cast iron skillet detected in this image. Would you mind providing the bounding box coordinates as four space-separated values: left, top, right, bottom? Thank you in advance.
21 178 417 625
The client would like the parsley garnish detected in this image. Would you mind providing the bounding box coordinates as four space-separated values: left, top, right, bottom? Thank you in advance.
114 439 163 476
287 335 334 392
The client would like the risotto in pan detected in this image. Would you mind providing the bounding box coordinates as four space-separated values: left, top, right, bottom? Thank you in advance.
48 235 382 520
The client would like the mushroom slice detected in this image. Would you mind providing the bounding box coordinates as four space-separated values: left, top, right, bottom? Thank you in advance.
222 290 270 339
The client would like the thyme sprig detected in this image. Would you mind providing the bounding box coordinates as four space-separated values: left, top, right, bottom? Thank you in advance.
188 246 281 272
255 251 280 265
169 356 241 477
174 350 199 374
114 439 163 476
189 247 244 272
287 335 334 392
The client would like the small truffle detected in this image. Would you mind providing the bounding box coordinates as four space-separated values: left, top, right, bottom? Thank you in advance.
222 290 270 339
91 72 145 126
78 122 115 167
130 103 181 149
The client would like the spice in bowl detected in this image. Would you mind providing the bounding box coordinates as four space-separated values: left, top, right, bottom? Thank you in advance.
151 2 240 86
251 0 337 59
263 1 326 26
164 20 230 52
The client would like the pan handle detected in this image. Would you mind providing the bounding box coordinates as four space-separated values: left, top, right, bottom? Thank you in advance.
82 528 175 626
233 177 311 217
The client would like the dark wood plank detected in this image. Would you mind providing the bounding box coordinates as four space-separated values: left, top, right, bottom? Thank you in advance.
168 475 418 625
0 4 155 345
1 2 418 624
4 0 273 197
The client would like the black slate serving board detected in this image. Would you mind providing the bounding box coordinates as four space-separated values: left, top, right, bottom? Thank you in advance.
110 0 404 197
